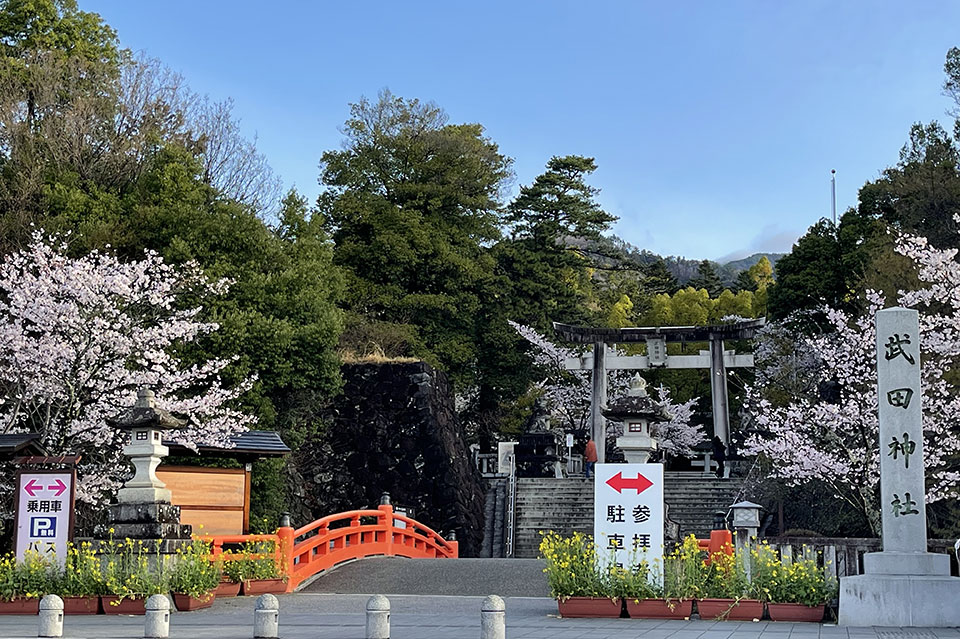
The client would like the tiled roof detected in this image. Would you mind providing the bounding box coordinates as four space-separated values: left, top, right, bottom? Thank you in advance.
164 430 290 458
0 433 44 454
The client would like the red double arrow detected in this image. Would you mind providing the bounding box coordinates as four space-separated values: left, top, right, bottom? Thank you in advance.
49 478 67 497
606 471 653 494
24 479 42 497
23 478 68 497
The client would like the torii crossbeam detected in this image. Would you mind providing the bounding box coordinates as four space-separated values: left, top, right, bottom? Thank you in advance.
554 319 765 463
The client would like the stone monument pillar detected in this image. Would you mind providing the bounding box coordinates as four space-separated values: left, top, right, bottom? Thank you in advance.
839 307 960 627
106 389 192 541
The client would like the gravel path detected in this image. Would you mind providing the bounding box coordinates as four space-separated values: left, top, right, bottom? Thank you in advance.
301 556 552 597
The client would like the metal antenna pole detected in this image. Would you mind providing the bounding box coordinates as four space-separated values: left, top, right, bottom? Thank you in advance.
831 169 837 225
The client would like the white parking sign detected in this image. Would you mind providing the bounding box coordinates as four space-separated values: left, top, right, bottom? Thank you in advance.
15 470 75 564
594 463 664 572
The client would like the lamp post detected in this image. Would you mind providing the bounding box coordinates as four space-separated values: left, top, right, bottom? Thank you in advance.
729 500 762 579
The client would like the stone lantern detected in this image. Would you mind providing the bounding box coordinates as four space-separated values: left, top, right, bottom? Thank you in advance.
602 374 671 463
730 500 762 533
729 500 762 560
107 388 191 540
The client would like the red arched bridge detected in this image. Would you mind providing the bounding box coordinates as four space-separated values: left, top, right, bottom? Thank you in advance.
205 504 458 591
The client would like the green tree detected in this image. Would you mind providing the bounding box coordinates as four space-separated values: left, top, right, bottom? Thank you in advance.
767 211 885 321
642 257 679 295
0 0 118 65
710 289 755 321
43 147 345 525
857 122 960 250
496 155 616 332
319 90 512 387
606 293 634 328
472 156 616 447
505 155 616 245
736 256 774 314
687 260 723 297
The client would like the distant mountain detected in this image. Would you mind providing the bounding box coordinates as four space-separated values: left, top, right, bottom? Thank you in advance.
716 253 784 286
583 235 783 288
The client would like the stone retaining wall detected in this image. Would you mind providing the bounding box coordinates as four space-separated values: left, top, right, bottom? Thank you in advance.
295 361 485 556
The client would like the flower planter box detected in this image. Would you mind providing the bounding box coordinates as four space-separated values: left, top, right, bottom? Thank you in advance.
557 596 622 618
100 596 146 615
215 581 242 598
172 592 215 611
767 603 825 622
697 598 764 621
62 596 100 615
0 598 39 614
241 579 286 596
625 598 693 619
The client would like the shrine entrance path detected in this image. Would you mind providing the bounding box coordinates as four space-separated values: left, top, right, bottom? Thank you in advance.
1 595 959 639
300 556 552 597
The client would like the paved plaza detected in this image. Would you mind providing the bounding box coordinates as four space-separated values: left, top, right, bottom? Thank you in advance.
1 594 959 639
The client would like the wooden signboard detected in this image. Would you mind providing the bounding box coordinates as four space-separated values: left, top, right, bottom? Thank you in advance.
156 466 250 535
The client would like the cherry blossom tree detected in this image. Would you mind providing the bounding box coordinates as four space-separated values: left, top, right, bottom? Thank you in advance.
0 234 255 506
743 229 960 534
508 321 704 456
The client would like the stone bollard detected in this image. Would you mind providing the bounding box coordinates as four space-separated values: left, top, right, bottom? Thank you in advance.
144 594 170 639
38 594 63 638
365 594 390 639
254 594 280 639
480 595 505 639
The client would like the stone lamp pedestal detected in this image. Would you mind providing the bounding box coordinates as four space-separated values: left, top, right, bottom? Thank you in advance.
106 389 192 541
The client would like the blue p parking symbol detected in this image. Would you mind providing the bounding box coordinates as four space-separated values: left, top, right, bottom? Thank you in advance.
30 517 56 538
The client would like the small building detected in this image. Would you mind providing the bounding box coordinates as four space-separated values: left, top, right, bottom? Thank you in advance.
159 431 290 535
0 433 46 460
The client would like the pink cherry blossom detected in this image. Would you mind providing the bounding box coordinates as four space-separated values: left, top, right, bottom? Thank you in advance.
743 225 960 533
0 234 255 505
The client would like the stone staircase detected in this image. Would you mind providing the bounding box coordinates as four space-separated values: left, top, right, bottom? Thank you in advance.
663 472 744 539
513 478 593 558
479 479 508 558
511 473 743 558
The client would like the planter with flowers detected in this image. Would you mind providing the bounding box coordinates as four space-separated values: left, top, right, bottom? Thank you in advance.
170 539 219 611
0 550 56 614
619 535 701 619
540 531 622 618
237 540 288 596
100 538 168 615
698 545 763 621
752 542 833 622
215 554 245 598
58 542 105 614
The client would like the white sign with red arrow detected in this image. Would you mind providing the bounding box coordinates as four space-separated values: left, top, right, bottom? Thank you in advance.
594 463 664 574
15 471 74 564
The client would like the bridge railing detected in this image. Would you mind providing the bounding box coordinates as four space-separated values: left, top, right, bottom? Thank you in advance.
205 504 458 592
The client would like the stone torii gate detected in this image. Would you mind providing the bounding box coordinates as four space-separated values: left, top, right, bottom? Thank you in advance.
554 319 765 463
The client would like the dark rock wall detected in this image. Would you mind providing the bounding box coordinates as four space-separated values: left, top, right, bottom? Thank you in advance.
294 362 486 556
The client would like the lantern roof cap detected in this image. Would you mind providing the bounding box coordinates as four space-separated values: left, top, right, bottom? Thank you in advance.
108 388 188 431
602 375 672 422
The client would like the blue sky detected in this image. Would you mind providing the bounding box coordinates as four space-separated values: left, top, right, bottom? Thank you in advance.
84 1 960 262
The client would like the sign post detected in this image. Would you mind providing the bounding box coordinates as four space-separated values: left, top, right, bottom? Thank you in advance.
838 307 960 626
594 463 663 574
14 468 76 564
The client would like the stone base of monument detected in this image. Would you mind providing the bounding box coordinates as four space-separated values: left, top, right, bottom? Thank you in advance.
839 574 960 626
839 552 960 626
106 501 192 541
